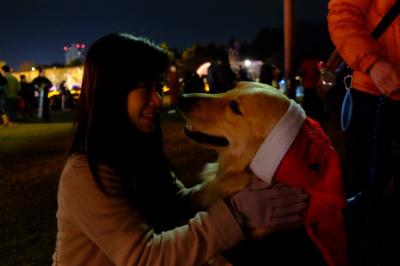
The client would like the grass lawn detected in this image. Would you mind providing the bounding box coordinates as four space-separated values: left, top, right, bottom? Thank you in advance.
0 113 75 266
0 110 216 265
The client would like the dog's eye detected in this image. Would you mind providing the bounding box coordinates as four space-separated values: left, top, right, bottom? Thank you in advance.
229 100 242 115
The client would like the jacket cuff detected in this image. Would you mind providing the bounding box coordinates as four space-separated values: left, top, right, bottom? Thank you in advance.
359 54 379 73
208 200 245 249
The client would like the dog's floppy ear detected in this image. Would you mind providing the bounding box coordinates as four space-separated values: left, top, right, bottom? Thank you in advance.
229 100 243 115
238 90 290 139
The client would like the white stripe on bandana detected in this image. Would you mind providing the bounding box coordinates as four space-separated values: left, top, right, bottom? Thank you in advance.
249 99 306 185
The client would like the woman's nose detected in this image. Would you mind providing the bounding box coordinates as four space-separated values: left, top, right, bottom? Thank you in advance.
149 89 162 108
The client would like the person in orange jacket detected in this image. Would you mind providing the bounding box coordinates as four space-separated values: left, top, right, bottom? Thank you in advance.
328 0 400 265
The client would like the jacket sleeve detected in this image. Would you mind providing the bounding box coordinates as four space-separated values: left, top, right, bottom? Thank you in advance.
327 0 380 73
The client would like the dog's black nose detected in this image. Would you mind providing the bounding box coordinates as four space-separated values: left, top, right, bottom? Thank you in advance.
177 94 198 112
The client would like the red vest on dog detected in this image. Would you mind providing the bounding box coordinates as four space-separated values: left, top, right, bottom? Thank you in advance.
275 117 348 266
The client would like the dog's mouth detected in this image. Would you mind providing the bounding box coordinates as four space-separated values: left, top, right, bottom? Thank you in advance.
184 123 229 147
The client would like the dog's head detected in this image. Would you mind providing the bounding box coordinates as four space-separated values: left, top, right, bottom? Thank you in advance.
178 81 290 169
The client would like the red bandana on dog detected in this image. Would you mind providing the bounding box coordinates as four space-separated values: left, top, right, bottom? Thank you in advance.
250 100 349 266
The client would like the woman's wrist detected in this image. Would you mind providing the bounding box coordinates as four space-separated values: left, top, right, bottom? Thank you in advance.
223 197 250 236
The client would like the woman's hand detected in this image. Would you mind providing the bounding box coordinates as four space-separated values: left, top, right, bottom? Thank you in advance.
228 180 309 236
369 58 400 97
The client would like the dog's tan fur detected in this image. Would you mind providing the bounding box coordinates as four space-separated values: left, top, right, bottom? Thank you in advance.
180 82 291 209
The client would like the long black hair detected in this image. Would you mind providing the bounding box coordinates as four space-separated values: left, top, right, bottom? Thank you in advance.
69 33 185 230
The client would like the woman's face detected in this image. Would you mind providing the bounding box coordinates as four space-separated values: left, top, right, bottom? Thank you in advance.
127 82 162 133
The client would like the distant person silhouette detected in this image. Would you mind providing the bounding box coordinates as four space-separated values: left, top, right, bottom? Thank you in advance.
19 74 35 118
182 72 204 94
259 60 274 86
59 80 70 111
32 67 52 122
1 65 20 122
207 48 237 93
0 72 9 126
259 59 281 90
299 54 325 123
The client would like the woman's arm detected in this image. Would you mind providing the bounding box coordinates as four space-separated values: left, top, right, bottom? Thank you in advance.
59 161 243 266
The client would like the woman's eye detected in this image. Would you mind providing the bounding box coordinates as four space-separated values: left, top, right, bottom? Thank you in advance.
229 100 242 115
155 83 164 96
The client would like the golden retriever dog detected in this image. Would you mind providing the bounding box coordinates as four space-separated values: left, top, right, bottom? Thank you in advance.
177 81 348 266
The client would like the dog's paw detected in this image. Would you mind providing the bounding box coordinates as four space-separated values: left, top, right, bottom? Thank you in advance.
214 171 254 197
199 162 219 181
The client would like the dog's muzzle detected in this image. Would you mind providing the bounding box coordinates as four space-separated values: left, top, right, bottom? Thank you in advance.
184 125 229 147
178 93 229 147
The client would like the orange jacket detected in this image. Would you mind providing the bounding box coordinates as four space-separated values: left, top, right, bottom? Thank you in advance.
327 0 400 101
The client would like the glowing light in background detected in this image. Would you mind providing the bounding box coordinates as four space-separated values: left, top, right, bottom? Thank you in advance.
195 62 211 77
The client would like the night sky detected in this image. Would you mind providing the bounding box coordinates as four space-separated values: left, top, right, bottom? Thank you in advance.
1 0 329 69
